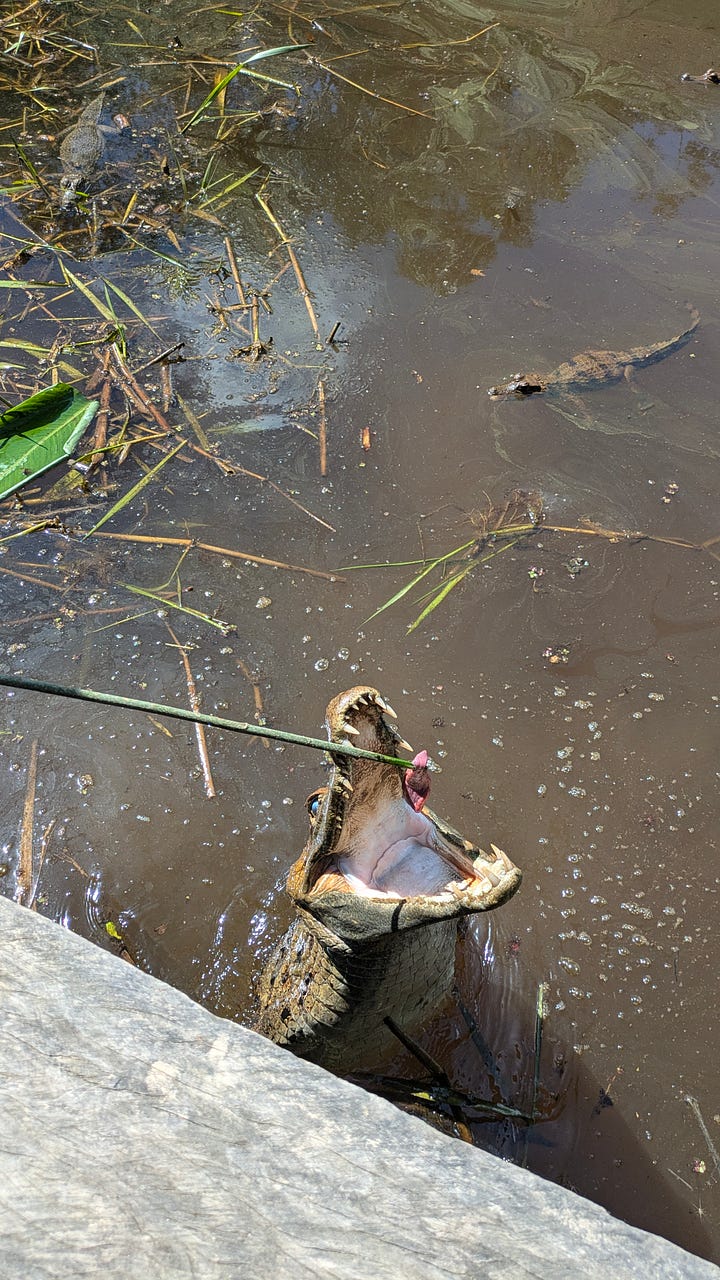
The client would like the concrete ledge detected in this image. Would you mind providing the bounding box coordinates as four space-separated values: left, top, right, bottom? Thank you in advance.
1 894 716 1279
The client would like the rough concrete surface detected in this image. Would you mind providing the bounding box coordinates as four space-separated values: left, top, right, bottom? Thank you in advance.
0 894 716 1280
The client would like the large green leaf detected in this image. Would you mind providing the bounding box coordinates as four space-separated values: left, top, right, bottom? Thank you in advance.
0 383 98 501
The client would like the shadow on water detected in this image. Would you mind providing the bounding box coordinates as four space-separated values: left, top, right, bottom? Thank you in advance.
1 0 720 1264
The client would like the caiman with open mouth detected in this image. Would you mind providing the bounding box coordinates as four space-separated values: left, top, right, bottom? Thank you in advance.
254 687 522 1071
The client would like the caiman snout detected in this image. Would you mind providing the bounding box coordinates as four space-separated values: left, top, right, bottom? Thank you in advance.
254 687 522 1070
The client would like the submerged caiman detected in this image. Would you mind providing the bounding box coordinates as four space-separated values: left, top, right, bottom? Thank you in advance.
60 93 107 206
254 687 521 1071
488 305 699 400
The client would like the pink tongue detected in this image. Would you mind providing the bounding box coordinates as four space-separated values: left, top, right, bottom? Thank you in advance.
404 750 431 812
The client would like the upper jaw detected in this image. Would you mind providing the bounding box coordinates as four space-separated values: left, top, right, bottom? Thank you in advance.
286 687 521 918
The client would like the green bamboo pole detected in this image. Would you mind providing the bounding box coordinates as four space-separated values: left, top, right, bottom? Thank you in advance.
0 674 416 769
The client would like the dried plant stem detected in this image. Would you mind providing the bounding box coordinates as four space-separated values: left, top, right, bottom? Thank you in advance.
236 657 270 749
16 738 38 907
90 529 338 580
256 193 321 341
312 57 433 119
0 563 66 591
223 235 247 308
317 377 328 476
108 344 168 428
165 622 216 797
531 982 547 1121
90 376 111 468
108 345 233 475
684 1095 720 1179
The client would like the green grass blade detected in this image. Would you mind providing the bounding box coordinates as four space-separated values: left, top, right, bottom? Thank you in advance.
85 439 186 535
60 262 117 324
0 339 55 357
103 277 160 337
121 583 235 634
243 44 309 65
182 67 246 133
407 535 525 632
407 563 474 632
363 561 439 624
0 280 65 290
182 44 307 132
340 539 475 573
360 539 477 623
199 165 261 209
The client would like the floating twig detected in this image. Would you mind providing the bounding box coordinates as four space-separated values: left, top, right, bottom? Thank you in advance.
384 1016 451 1086
28 818 55 911
165 622 216 797
236 657 270 749
223 235 247 309
309 55 433 119
89 529 338 580
684 1095 720 1180
256 192 321 342
317 377 327 476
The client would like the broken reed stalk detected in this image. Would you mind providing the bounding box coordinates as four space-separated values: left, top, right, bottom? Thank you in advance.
0 676 418 770
311 57 433 120
16 737 38 907
29 818 55 911
223 235 247 309
90 529 338 580
108 344 234 475
255 192 321 341
165 621 216 797
89 376 111 468
236 656 270 749
530 982 547 1122
317 377 327 476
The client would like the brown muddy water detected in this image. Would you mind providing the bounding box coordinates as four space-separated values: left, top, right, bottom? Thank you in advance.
1 0 719 1262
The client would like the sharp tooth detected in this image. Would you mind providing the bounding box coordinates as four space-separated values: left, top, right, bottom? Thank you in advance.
339 777 354 793
490 843 512 869
397 737 413 752
355 695 370 706
376 696 397 719
342 722 360 736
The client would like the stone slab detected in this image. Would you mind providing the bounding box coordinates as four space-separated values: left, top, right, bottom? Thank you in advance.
0 895 716 1279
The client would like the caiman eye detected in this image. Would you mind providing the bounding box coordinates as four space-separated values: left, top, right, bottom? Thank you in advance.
306 788 326 820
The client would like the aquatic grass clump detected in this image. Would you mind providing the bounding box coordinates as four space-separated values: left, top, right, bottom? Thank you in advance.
340 491 720 633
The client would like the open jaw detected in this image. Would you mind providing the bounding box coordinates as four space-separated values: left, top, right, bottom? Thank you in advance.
287 686 521 911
